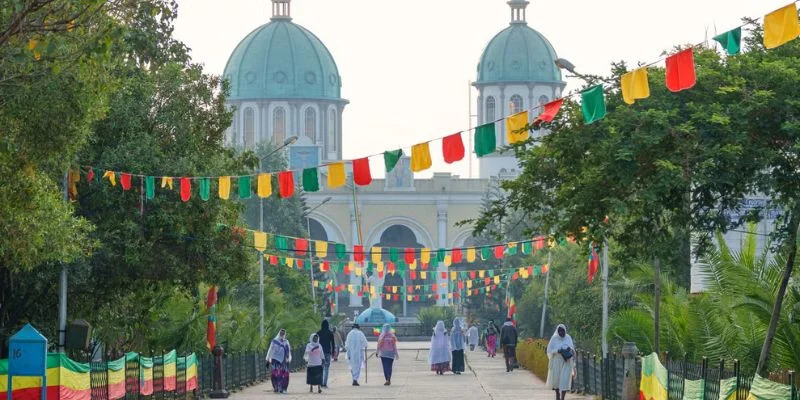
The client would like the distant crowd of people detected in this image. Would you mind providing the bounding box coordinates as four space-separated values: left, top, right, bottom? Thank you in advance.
263 316 577 397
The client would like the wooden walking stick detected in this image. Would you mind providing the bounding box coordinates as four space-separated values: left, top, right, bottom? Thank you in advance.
364 347 368 384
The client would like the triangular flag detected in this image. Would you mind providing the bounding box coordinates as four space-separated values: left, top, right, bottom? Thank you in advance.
534 98 564 124
279 171 294 198
410 142 432 172
327 162 346 188
505 111 529 144
474 123 496 157
581 85 606 124
763 3 800 49
384 149 403 173
257 173 272 198
442 133 465 164
665 49 696 92
713 27 741 56
238 176 251 199
199 178 210 201
180 177 191 202
120 173 132 191
302 168 319 192
352 158 372 186
218 176 230 199
621 67 650 104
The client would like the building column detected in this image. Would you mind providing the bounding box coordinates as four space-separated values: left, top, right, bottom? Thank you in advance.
476 91 483 125
499 87 506 146
436 201 449 306
349 210 363 308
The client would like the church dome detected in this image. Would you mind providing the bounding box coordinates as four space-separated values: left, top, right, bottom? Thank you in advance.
476 1 562 84
223 1 343 101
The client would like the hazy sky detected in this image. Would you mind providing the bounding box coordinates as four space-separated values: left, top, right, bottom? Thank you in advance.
173 0 790 178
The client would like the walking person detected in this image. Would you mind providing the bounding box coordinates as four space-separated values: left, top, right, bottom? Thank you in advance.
266 328 292 393
450 318 466 374
428 320 451 375
332 326 343 361
500 317 518 372
546 324 575 400
304 333 324 394
375 323 399 386
467 323 479 351
485 319 499 357
317 320 335 388
345 323 368 386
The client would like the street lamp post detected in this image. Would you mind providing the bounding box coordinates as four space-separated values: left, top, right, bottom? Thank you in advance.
258 136 297 339
304 196 332 314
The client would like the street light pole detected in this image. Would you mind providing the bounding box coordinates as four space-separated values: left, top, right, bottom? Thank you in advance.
258 136 297 339
58 171 68 352
304 197 332 314
539 249 551 338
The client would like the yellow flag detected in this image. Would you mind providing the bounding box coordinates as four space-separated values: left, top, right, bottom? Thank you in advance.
450 271 457 281
447 293 453 299
286 258 294 268
257 173 272 198
254 231 267 252
479 270 485 278
316 241 328 258
377 262 385 272
161 176 173 190
355 267 362 277
505 111 529 144
218 176 231 199
385 294 391 300
621 67 650 105
348 284 353 293
421 271 427 279
494 275 500 284
406 295 412 301
371 247 381 264
410 142 432 172
327 162 346 188
444 255 452 267
764 3 800 49
410 260 417 270
466 248 476 262
392 286 397 294
467 280 473 289
103 171 116 186
370 286 376 295
420 248 431 264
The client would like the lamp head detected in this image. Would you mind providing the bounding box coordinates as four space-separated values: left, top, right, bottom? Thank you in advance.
284 136 298 146
554 58 577 74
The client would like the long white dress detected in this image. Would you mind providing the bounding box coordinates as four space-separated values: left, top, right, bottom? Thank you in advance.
345 327 368 381
546 324 575 391
467 326 479 347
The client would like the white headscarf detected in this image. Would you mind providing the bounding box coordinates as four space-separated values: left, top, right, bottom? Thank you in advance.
546 324 575 359
451 318 465 351
305 333 321 360
266 329 292 363
428 321 451 365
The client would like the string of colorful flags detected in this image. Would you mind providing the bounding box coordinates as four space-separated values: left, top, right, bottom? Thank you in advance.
70 2 800 203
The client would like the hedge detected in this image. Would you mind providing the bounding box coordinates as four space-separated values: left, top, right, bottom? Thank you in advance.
515 338 550 382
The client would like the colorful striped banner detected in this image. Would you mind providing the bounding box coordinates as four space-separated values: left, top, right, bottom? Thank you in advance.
639 353 668 400
181 354 198 391
162 350 177 392
106 356 126 400
0 353 90 400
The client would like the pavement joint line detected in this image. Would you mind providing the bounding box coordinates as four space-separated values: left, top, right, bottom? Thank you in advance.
465 352 494 400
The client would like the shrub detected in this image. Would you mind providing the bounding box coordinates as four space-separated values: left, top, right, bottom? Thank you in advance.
417 306 456 334
516 338 550 382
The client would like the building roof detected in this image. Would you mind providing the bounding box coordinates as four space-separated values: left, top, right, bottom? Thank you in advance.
223 2 343 101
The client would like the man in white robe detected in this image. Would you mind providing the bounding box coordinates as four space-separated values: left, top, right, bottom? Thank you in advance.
467 324 480 351
345 324 368 386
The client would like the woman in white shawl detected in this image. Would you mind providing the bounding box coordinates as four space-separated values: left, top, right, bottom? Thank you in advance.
546 324 575 400
304 333 324 393
266 328 292 393
428 320 451 375
450 318 466 374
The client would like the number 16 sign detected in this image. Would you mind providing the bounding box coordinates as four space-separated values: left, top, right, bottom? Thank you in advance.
7 324 48 400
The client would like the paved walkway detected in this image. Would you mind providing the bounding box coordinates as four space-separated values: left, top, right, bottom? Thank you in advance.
229 341 589 399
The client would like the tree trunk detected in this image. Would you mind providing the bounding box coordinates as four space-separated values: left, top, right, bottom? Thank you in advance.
756 210 799 375
654 256 661 355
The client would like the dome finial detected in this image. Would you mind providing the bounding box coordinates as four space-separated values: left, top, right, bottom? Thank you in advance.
271 0 292 21
507 0 529 24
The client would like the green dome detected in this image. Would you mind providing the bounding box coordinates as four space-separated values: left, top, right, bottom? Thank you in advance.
224 19 343 101
476 24 562 85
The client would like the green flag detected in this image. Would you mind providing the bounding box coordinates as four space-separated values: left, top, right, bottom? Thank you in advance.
480 247 491 260
335 243 346 259
302 168 319 192
521 242 531 255
488 269 495 278
474 123 496 157
713 27 741 56
397 261 407 273
507 244 517 256
276 236 289 252
389 248 399 263
581 85 606 124
199 178 210 201
384 149 403 173
437 249 446 263
145 176 155 200
238 175 251 199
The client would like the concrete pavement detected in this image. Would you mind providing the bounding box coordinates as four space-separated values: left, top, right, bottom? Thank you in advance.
228 341 589 399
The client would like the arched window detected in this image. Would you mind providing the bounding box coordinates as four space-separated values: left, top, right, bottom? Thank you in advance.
243 108 255 149
273 107 286 145
485 96 496 123
510 94 523 114
304 107 316 143
539 95 550 105
328 111 337 152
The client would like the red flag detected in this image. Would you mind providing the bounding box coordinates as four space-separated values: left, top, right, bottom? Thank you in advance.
512 272 520 280
296 238 308 256
86 167 95 182
404 248 415 264
442 132 465 164
321 261 330 272
454 291 460 299
120 173 132 191
354 245 365 262
494 245 504 259
440 272 447 279
534 98 564 124
484 278 490 285
534 236 546 250
393 294 399 301
434 294 440 300
180 177 191 202
588 242 600 283
469 271 476 279
414 295 420 301
206 286 217 350
410 270 417 280
458 281 464 290
279 171 294 198
352 158 372 186
269 255 278 265
452 248 463 263
296 259 304 269
387 262 396 274
665 48 696 92
407 285 414 293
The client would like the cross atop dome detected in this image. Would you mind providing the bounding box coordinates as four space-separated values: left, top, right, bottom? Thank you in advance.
507 0 529 24
271 0 292 21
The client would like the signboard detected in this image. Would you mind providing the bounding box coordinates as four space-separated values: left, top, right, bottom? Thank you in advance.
7 324 47 400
